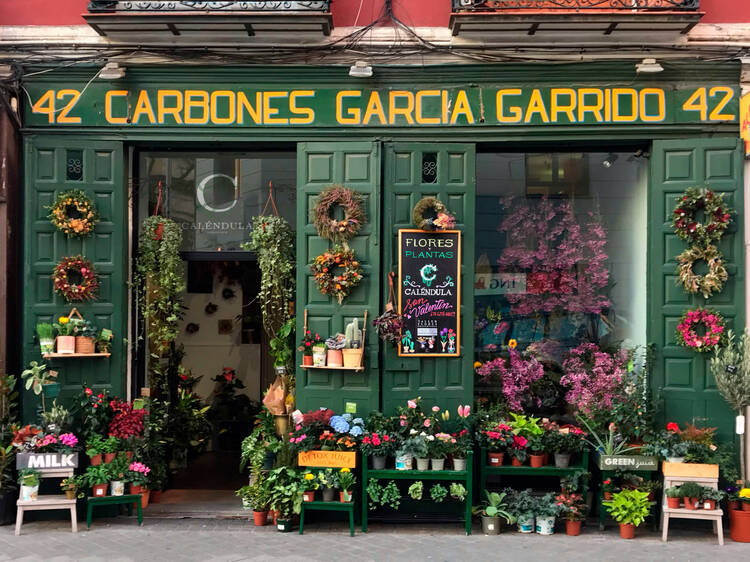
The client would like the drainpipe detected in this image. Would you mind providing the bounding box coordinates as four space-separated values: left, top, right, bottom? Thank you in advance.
742 59 750 482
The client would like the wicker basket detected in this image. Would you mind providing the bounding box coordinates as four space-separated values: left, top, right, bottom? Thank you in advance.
75 336 95 354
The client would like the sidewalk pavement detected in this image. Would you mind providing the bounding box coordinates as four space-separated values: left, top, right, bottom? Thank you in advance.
0 516 745 562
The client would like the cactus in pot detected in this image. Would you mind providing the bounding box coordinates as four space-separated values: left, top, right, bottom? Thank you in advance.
345 318 362 349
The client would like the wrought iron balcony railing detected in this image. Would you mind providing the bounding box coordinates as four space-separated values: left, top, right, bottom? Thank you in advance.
87 1 330 12
452 0 699 11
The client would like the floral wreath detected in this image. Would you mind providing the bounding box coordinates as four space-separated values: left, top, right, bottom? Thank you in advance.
676 244 728 299
676 307 726 352
52 256 99 302
48 189 99 237
312 185 366 244
412 196 456 230
672 187 731 244
310 247 363 304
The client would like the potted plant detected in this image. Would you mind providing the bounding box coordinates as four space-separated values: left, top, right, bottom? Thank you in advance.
301 471 318 502
361 431 395 470
430 483 448 502
680 481 703 510
408 481 423 500
549 429 586 469
325 334 346 367
602 478 617 500
53 316 75 354
85 435 106 466
479 423 512 466
602 489 651 539
429 433 451 471
449 483 467 502
128 461 151 508
102 436 119 463
97 328 113 354
731 487 750 542
528 435 546 468
108 453 129 496
472 490 515 535
317 469 338 502
236 485 253 510
60 475 85 500
298 330 322 367
85 464 111 497
534 493 561 535
664 485 682 509
508 435 529 467
20 361 58 412
36 323 54 354
397 435 427 471
251 476 272 526
18 469 41 501
556 492 588 536
312 340 327 367
72 319 97 354
337 468 355 502
508 488 537 533
701 487 724 510
342 318 363 368
267 466 303 532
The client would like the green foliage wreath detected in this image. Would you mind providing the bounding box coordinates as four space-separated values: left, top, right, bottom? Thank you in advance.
672 187 731 245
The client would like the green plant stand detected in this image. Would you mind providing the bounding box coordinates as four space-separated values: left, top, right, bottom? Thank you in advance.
86 494 143 528
361 450 473 535
299 500 356 536
478 447 590 501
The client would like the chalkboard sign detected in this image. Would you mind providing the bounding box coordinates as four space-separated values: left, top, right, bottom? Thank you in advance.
398 229 461 357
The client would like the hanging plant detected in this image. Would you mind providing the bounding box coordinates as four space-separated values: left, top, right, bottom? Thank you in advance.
241 215 295 356
312 185 366 244
310 246 364 305
676 307 727 352
52 256 99 302
48 189 99 237
134 216 185 356
412 196 455 231
676 244 728 299
672 187 731 245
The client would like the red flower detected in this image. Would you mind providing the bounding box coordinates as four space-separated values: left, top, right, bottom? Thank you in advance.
85 388 93 396
666 422 680 433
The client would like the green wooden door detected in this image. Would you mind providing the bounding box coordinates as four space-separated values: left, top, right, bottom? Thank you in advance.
649 137 744 442
22 137 127 420
381 143 476 415
295 142 381 415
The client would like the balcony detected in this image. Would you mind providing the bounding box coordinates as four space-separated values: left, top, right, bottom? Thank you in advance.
450 1 703 43
84 1 332 44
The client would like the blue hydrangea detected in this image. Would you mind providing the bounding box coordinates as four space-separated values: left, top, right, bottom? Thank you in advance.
329 415 350 434
349 425 364 437
342 413 353 422
352 418 364 426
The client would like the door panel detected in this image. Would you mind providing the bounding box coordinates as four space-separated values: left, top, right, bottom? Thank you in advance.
649 138 744 442
22 137 126 420
382 143 476 414
295 142 381 415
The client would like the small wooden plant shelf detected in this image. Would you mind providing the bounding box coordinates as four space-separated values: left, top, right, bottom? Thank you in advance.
300 309 367 371
43 353 111 358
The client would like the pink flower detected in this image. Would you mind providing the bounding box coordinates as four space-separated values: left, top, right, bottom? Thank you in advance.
407 400 417 409
424 419 431 427
59 433 78 447
400 420 406 426
431 406 440 412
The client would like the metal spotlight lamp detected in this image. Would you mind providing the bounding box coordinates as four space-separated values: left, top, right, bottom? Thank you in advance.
349 61 373 78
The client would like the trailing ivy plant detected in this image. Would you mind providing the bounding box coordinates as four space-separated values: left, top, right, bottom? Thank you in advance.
134 216 185 395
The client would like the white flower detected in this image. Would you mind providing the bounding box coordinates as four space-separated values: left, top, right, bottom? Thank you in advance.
426 435 435 441
291 410 303 424
409 429 418 435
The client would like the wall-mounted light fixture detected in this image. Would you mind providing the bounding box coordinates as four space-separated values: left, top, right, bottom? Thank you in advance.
602 153 619 168
635 58 664 74
349 61 373 78
99 62 126 80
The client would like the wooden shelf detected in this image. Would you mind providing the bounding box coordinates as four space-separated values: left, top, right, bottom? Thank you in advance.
43 353 111 358
300 365 364 372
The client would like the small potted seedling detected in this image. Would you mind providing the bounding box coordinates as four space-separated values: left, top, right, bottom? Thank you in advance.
665 486 682 509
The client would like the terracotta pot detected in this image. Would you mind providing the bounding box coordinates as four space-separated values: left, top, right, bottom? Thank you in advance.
743 502 750 512
730 509 750 542
130 485 150 508
529 454 545 468
511 457 523 467
604 492 613 500
75 336 95 354
728 500 740 511
89 454 103 466
487 452 504 466
565 520 581 536
272 510 278 525
302 491 315 502
92 483 107 497
150 490 163 504
56 335 75 354
253 510 268 526
543 453 550 466
326 349 343 367
666 497 681 509
302 355 314 366
619 523 635 539
703 499 716 510
104 453 116 464
683 497 699 510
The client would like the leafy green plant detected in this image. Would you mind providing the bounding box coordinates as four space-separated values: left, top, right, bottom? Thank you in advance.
337 468 355 491
380 481 401 509
508 413 544 438
560 470 590 493
102 436 119 454
577 415 638 456
408 481 423 500
237 474 272 511
85 435 107 456
41 400 70 432
269 318 295 369
84 464 111 486
449 482 467 502
367 479 383 509
534 493 562 517
602 489 651 527
266 466 303 518
21 362 56 412
60 475 86 498
505 488 537 519
701 488 725 502
679 481 703 499
316 468 338 490
36 323 53 340
665 486 682 498
18 468 41 488
0 445 15 492
240 415 281 474
472 490 515 523
430 484 448 503
398 436 428 459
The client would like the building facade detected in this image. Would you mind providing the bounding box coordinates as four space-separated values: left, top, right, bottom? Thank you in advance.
1 1 749 454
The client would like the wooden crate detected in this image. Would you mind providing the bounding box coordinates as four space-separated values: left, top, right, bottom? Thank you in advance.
662 462 719 478
297 451 356 468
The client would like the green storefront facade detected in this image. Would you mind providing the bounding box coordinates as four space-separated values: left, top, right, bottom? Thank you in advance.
19 61 745 442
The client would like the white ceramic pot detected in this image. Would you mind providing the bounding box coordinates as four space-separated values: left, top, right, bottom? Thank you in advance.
453 458 467 471
416 458 430 471
312 350 326 366
536 515 556 535
430 458 445 471
554 453 571 468
20 485 39 501
517 514 535 533
111 480 125 496
39 339 54 354
395 454 413 471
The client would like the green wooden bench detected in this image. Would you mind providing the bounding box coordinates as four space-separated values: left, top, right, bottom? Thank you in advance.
299 500 355 536
86 494 143 528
